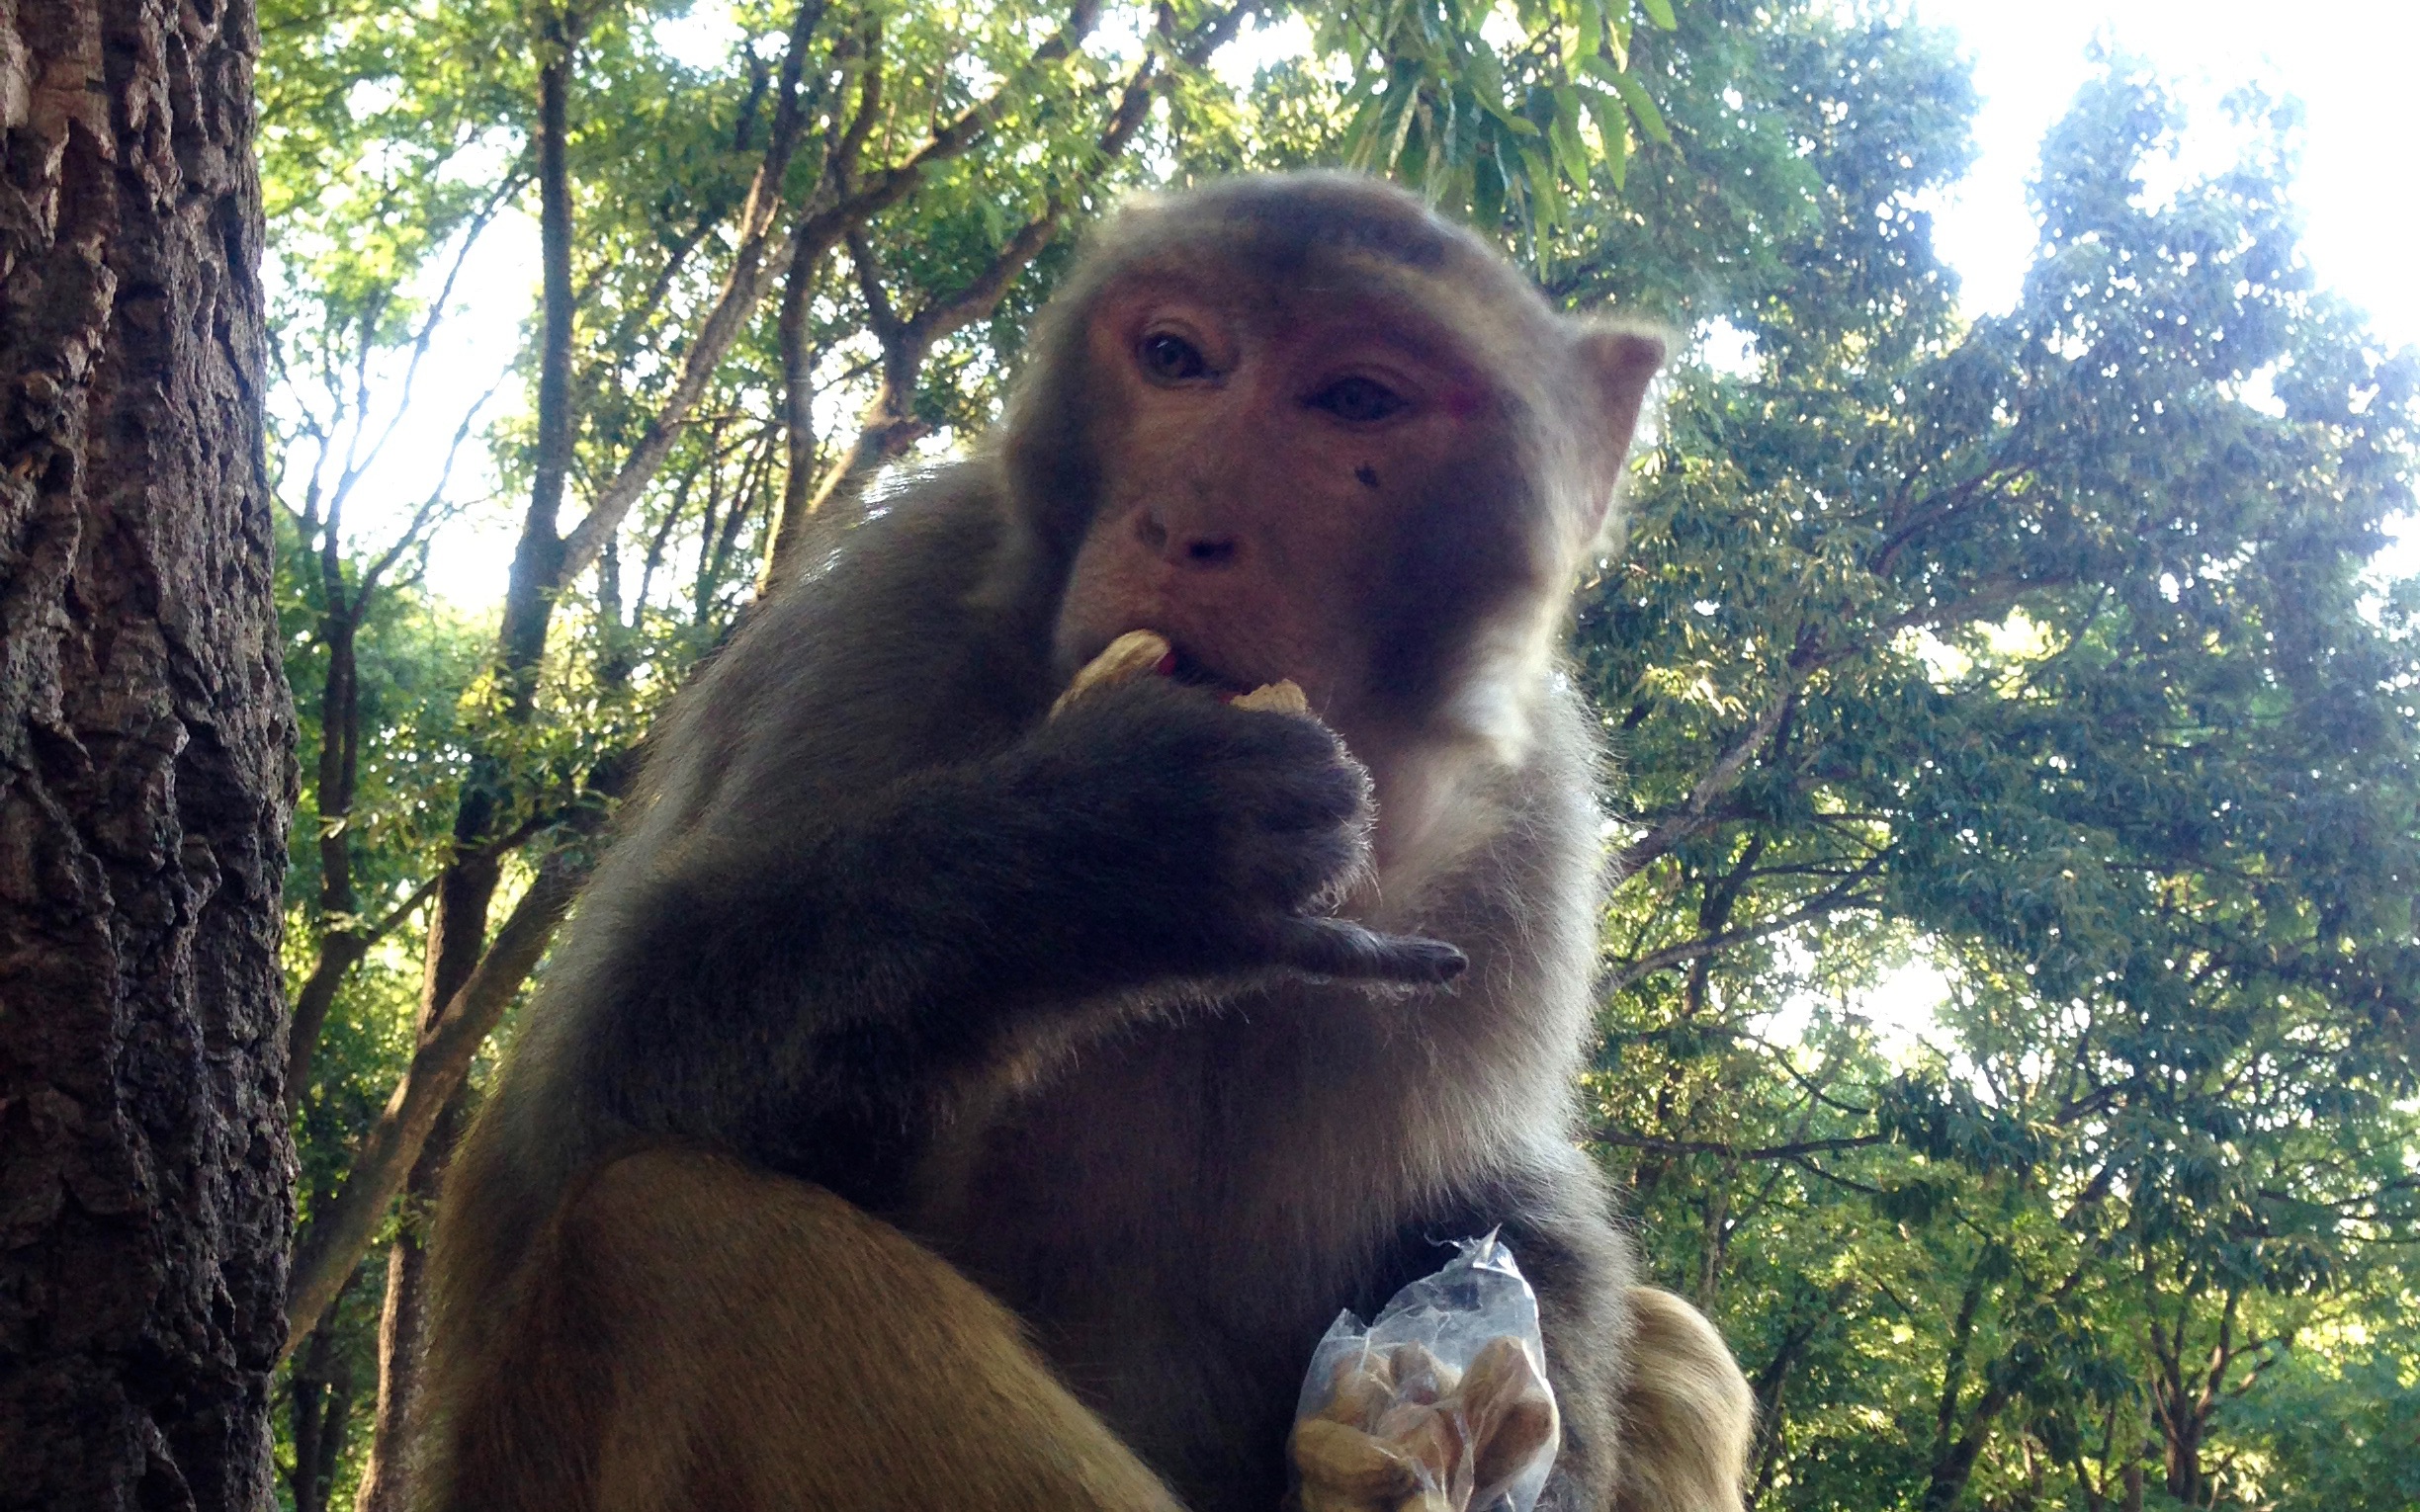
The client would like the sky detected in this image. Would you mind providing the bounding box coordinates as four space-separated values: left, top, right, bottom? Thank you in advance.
305 1 2420 1051
1915 0 2417 343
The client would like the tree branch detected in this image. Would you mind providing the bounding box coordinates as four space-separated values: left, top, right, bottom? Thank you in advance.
1590 1131 1888 1161
282 835 599 1358
1603 851 1888 996
780 20 1199 543
555 0 827 583
1616 681 1802 875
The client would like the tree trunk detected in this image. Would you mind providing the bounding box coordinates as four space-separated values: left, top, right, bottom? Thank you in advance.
0 2 295 1509
348 1087 466 1512
2161 1414 2204 1508
286 1303 357 1512
1919 1265 2004 1512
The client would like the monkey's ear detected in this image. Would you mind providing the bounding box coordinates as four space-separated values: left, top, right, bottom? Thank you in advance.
1578 324 1668 460
1572 324 1669 543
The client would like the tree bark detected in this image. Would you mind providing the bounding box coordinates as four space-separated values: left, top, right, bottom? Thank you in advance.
0 1 296 1508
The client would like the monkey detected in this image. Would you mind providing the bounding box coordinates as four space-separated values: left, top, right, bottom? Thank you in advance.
417 171 1754 1512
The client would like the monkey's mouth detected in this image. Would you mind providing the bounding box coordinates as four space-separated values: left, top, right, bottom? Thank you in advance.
1152 638 1287 706
1164 642 1253 697
1080 628 1273 704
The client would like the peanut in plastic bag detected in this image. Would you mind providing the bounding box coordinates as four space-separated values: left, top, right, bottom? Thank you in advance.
1289 1233 1560 1512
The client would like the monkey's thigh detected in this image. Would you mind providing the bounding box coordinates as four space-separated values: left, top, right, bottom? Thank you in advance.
556 1146 1183 1512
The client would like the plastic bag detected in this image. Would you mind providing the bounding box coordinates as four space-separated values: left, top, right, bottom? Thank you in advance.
1289 1232 1561 1512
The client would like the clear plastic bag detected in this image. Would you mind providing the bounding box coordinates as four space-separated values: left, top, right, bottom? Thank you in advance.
1289 1232 1561 1512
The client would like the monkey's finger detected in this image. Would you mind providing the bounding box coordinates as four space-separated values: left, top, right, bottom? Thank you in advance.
1266 918 1468 985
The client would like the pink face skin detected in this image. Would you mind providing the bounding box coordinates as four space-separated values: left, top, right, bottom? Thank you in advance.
1050 278 1495 743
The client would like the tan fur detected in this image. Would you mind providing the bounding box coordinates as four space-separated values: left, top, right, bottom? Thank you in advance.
1614 1290 1758 1512
437 1146 1181 1512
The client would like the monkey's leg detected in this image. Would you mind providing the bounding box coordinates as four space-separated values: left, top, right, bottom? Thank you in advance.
447 1146 1186 1512
1611 1288 1758 1512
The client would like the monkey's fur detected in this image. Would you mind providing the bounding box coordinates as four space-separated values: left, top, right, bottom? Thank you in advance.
420 173 1754 1512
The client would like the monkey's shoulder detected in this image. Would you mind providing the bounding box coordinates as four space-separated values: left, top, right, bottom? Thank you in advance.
650 465 1056 813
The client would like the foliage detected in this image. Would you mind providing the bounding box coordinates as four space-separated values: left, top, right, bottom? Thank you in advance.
2220 1343 2420 1512
1567 36 2419 1512
1322 0 1679 237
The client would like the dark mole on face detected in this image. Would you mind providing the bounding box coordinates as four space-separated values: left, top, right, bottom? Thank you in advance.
1354 464 1380 489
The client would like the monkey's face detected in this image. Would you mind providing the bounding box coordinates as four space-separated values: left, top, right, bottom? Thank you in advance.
1051 271 1548 737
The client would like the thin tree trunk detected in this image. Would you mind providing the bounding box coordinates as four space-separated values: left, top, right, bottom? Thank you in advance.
764 222 827 581
1694 1175 1731 1312
1919 1264 2006 1512
285 571 366 1110
283 834 603 1352
286 1301 357 1512
289 1329 330 1512
1920 1382 2013 1512
0 1 294 1507
2188 1289 2243 1508
312 1366 357 1512
349 1088 467 1512
1746 1291 1835 1504
2151 1284 2240 1509
329 24 584 1498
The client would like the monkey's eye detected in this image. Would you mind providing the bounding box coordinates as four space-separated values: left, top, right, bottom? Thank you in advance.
1138 332 1211 383
1305 376 1410 425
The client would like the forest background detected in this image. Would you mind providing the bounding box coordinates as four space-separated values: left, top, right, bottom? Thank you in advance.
253 1 2420 1509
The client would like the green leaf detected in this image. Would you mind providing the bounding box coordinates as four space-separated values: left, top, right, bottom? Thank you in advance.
1550 90 1593 186
1577 82 1632 187
1466 42 1506 103
1517 137 1565 226
1599 104 1630 190
1481 100 1543 136
1472 139 1507 228
1638 0 1678 30
1578 51 1626 87
1609 66 1673 144
1340 82 1389 170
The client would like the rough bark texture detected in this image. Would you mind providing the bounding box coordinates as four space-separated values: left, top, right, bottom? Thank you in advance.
0 1 297 1509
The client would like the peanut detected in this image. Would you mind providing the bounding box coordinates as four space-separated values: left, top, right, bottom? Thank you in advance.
1293 1417 1422 1507
1049 630 1172 717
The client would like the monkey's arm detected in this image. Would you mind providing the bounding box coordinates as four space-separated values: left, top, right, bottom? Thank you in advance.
569 679 1460 1206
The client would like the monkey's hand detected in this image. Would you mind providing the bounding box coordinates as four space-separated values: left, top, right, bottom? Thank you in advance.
1022 677 1467 989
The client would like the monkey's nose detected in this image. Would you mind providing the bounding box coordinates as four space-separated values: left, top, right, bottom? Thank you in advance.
1136 511 1240 569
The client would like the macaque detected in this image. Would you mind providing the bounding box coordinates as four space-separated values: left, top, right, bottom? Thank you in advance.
418 172 1753 1512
